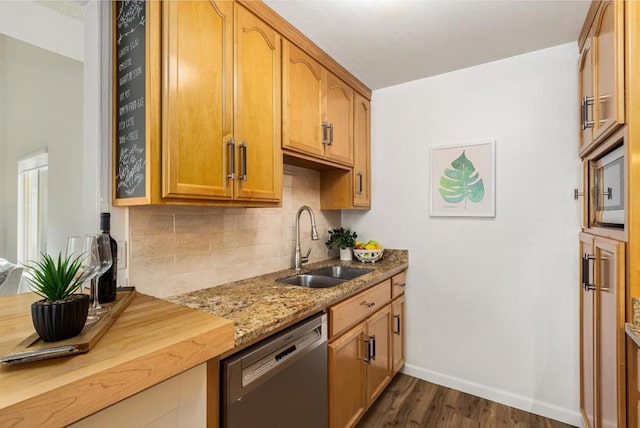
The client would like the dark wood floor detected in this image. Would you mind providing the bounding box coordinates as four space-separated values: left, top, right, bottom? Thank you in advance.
357 374 575 428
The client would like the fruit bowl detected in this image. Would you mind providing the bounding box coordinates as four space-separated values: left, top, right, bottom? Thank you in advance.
353 248 384 263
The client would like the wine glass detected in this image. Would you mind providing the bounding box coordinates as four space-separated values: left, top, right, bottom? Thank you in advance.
89 234 113 315
66 236 98 296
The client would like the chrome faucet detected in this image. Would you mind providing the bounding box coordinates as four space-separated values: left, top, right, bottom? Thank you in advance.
295 205 319 271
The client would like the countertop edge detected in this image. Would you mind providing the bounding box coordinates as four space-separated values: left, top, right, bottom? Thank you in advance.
626 323 640 348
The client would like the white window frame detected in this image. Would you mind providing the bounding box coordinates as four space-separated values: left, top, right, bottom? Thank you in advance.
17 149 48 263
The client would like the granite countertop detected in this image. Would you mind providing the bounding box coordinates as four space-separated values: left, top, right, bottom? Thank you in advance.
168 249 409 347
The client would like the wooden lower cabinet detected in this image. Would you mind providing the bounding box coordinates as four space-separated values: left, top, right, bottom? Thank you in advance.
329 322 367 428
329 271 406 428
329 306 391 428
580 232 626 428
365 305 392 404
392 295 405 374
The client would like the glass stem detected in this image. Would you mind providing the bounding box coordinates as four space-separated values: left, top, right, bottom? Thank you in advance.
91 278 102 311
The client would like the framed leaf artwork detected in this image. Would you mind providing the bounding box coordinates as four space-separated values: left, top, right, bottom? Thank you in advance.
430 140 496 217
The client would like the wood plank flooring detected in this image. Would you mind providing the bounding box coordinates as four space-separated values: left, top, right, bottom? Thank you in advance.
356 374 575 428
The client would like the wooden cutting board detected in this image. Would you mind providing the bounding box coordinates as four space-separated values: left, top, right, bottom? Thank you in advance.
1 290 136 364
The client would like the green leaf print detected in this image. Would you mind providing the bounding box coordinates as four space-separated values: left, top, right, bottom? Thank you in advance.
438 151 484 208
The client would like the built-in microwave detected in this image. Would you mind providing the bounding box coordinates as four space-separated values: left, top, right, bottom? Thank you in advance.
587 131 625 228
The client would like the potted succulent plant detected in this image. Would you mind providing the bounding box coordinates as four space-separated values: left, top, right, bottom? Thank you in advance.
326 227 358 261
24 253 90 342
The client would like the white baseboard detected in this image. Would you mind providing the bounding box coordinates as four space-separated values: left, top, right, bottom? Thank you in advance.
401 364 583 428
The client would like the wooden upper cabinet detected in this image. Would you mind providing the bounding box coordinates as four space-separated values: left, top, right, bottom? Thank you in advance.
579 37 594 152
353 93 371 208
283 40 355 168
325 72 354 165
161 1 281 203
162 0 234 200
233 4 282 202
579 0 624 157
283 42 324 158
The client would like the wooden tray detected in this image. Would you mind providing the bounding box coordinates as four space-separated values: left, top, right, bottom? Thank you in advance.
1 290 136 364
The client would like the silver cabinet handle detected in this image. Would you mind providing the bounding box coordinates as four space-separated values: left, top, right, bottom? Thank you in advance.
321 121 329 145
227 138 235 179
328 123 334 146
573 188 584 200
605 187 613 200
360 301 375 308
370 335 376 360
582 96 594 129
239 141 247 181
356 172 363 194
582 253 596 291
393 314 401 335
363 337 372 363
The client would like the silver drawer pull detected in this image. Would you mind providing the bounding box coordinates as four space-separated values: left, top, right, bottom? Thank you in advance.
360 301 375 308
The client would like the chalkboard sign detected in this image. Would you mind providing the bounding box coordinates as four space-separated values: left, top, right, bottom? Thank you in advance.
114 0 146 199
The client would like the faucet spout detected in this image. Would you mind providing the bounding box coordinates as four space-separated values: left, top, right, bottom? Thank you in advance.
295 206 319 271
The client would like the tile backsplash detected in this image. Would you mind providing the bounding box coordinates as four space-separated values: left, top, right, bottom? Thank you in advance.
129 165 341 298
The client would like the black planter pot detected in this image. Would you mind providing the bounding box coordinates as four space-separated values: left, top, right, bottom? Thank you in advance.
31 294 90 342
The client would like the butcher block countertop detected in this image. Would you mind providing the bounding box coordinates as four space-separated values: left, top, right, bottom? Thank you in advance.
169 249 409 347
0 292 235 427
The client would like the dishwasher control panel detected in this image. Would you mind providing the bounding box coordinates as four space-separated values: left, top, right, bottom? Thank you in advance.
241 328 321 387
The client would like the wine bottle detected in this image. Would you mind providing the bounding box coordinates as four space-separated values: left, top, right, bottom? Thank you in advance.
98 212 117 303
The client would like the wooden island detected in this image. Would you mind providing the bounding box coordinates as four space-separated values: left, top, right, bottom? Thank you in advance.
0 292 234 427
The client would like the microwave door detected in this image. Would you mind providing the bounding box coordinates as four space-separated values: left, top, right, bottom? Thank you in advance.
598 156 624 225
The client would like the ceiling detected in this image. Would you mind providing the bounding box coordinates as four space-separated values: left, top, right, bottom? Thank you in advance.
263 0 591 90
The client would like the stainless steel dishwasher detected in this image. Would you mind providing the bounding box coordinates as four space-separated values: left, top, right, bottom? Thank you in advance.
221 313 328 428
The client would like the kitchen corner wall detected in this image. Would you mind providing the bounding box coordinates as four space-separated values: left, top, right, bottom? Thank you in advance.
129 164 340 298
343 43 581 425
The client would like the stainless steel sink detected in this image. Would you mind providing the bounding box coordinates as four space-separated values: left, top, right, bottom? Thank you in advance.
277 266 372 289
305 266 372 280
277 274 346 288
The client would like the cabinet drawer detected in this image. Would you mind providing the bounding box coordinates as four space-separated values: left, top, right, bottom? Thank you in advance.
391 272 406 298
330 280 391 338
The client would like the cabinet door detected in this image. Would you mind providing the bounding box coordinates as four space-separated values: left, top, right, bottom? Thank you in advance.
162 0 233 199
234 5 282 202
329 322 366 428
594 236 625 428
580 233 596 428
353 93 371 208
365 305 391 405
391 296 405 374
325 72 353 166
592 0 624 143
579 38 594 153
282 42 324 158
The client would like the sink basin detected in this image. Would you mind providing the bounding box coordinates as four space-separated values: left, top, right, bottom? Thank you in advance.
305 266 373 280
277 274 346 288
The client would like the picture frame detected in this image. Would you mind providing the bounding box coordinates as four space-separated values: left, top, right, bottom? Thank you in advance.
429 140 496 217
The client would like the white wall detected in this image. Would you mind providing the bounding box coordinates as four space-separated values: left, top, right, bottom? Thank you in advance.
0 35 84 260
343 43 581 425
